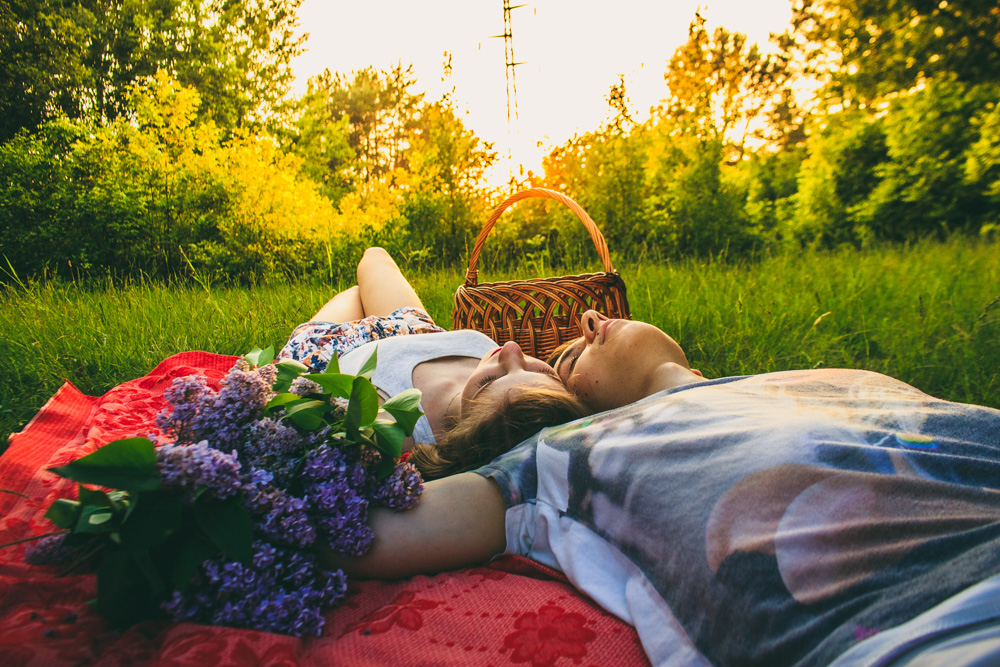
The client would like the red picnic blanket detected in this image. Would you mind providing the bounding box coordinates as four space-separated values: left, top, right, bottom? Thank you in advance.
0 352 649 666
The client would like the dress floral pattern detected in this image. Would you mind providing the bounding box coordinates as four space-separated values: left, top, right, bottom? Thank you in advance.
277 306 444 373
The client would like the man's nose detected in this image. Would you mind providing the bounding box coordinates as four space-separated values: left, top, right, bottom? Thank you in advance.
580 310 608 343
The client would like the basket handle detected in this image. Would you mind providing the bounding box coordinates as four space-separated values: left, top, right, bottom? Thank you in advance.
464 188 615 286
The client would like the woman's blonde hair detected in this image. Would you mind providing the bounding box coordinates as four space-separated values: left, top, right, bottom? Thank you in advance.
408 387 589 480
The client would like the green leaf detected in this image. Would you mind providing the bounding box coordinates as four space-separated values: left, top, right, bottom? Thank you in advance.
273 358 309 393
48 438 160 492
345 377 380 437
375 452 395 480
75 504 120 534
304 373 354 398
287 407 324 431
88 512 113 525
244 345 275 367
357 346 378 379
380 388 424 436
119 494 183 551
282 398 326 416
324 353 340 374
171 539 218 591
284 399 327 431
45 499 81 529
78 485 118 509
372 420 405 459
381 387 423 413
94 550 157 629
194 495 253 564
264 392 301 414
131 548 167 597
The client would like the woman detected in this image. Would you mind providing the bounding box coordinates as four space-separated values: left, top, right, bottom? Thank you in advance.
278 247 588 477
329 308 1000 666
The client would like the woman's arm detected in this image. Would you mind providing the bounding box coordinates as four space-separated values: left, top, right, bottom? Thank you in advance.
321 472 508 580
356 246 428 318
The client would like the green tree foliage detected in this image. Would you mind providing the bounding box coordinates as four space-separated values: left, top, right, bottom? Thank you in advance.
786 0 1000 104
661 12 793 158
644 129 754 257
0 1 93 140
965 100 1000 230
745 146 804 241
287 87 355 205
0 74 335 282
541 127 647 256
0 0 304 141
792 110 889 247
857 77 996 239
295 64 424 187
399 100 499 263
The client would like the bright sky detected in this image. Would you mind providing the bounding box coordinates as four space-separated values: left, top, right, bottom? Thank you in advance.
291 0 794 184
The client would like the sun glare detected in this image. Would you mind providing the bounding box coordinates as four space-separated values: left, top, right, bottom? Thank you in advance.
291 0 794 187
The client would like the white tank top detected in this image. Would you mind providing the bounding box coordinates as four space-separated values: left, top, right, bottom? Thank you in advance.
338 329 497 444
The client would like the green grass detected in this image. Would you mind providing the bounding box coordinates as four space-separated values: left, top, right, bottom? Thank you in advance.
3 237 999 452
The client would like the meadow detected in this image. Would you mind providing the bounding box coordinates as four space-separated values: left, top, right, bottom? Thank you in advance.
2 236 999 453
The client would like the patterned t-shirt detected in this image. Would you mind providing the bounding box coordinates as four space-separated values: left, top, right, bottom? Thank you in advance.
475 369 1000 666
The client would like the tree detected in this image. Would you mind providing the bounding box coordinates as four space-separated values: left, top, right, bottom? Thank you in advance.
0 0 93 141
965 100 1000 228
856 77 995 239
660 12 792 158
791 110 888 247
399 99 498 264
785 0 1000 104
0 0 305 141
298 64 424 186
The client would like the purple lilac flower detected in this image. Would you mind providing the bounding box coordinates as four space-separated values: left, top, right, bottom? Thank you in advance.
161 540 340 637
240 418 305 487
256 363 278 385
161 590 201 621
156 375 210 442
372 461 423 510
156 441 242 503
23 534 74 565
301 444 370 488
320 569 349 607
307 478 374 556
327 396 349 421
300 445 348 483
289 377 323 397
185 364 274 452
243 481 317 549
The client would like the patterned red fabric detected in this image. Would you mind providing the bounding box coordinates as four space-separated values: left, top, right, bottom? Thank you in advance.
0 352 649 666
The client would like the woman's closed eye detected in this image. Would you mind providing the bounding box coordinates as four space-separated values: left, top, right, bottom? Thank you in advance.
476 367 561 396
477 374 500 389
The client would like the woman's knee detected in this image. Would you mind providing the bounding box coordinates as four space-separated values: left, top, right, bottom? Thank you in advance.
340 285 361 299
358 247 397 279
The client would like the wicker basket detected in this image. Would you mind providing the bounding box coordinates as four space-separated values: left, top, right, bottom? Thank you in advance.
452 188 631 360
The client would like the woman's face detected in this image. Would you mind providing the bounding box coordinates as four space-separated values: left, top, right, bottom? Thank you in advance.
462 340 566 415
552 310 696 412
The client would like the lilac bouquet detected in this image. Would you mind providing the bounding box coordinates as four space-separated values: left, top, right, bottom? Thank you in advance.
23 346 424 636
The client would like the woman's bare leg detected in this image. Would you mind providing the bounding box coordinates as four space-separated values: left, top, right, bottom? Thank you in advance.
357 247 427 317
309 285 365 323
